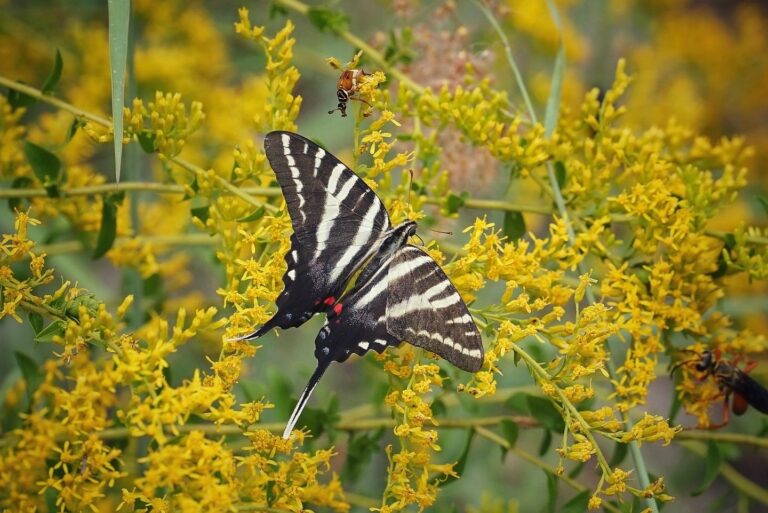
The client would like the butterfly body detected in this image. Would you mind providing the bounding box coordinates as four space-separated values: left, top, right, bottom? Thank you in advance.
237 131 484 438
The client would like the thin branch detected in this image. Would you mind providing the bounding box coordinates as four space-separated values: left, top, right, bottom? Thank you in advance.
35 234 220 257
676 430 768 449
475 426 622 513
681 441 768 505
93 414 538 441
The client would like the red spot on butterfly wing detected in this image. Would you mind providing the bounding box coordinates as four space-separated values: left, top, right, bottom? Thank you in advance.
323 296 336 306
333 303 343 315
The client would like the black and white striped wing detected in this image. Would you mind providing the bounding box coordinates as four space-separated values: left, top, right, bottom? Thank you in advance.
385 246 484 372
317 245 484 372
238 131 393 339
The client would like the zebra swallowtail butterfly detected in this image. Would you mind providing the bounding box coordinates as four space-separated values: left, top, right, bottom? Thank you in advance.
234 131 484 438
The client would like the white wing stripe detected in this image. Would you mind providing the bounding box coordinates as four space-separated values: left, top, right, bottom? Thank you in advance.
327 164 345 194
423 280 452 301
314 193 340 258
355 264 391 309
356 254 433 310
430 293 462 309
336 173 358 203
389 289 461 318
313 148 326 177
446 314 473 324
328 200 383 283
282 134 291 154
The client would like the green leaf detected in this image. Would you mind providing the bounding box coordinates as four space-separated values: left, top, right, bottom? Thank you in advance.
544 471 557 513
445 192 468 215
93 192 124 259
431 398 446 417
538 427 553 456
239 379 265 403
757 195 768 217
568 461 585 479
503 210 526 241
8 176 33 212
543 43 565 138
64 118 84 144
137 131 156 153
14 351 43 405
561 490 590 513
41 49 63 94
299 394 340 439
269 2 289 18
7 85 36 109
504 392 530 414
437 428 475 488
265 480 276 506
237 206 265 223
343 428 385 483
44 487 58 513
24 141 61 196
555 161 567 188
34 320 66 343
692 440 721 496
107 0 130 182
527 395 565 432
28 312 44 335
499 419 519 448
307 7 349 33
609 441 629 467
191 205 210 223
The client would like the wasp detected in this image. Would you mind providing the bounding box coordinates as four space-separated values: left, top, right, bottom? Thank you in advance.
673 349 768 427
328 69 371 117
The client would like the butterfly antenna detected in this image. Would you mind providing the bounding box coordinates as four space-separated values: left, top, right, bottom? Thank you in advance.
283 360 331 439
428 227 453 236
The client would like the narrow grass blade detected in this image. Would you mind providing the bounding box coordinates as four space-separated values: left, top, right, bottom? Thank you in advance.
543 0 565 138
107 0 130 183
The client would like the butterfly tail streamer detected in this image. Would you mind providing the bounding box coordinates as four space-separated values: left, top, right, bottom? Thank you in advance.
225 321 277 342
282 360 331 439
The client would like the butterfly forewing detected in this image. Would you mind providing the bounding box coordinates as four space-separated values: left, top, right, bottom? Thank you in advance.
247 132 393 337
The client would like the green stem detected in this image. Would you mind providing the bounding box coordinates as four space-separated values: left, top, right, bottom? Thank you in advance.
92 414 538 441
676 430 768 449
475 426 623 513
681 441 768 505
476 3 659 510
510 344 612 473
34 234 220 257
472 0 538 124
0 75 110 125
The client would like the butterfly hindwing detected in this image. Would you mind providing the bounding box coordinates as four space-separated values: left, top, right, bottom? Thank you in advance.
385 246 484 372
246 132 393 337
317 245 484 372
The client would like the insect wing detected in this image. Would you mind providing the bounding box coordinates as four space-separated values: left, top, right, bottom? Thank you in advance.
729 369 768 415
235 132 393 339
